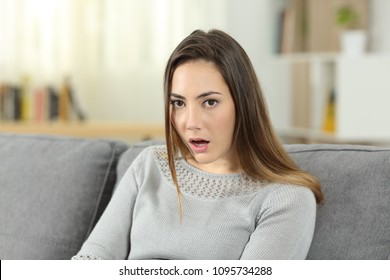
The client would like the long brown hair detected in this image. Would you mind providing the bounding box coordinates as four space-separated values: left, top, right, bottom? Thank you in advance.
164 29 323 218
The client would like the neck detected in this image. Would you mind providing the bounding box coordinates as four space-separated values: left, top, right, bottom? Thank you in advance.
187 155 241 175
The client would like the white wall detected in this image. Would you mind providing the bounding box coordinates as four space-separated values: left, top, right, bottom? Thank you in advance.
369 0 390 52
224 0 291 130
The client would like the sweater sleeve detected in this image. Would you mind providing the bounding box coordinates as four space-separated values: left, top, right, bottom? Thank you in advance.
240 185 317 260
72 150 144 260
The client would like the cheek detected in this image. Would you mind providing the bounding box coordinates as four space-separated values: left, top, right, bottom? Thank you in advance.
170 110 183 132
214 111 235 134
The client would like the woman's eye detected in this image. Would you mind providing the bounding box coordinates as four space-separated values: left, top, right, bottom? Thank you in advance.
204 100 218 107
171 100 184 108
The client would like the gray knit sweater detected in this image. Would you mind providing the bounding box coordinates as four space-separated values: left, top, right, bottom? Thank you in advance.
73 145 316 260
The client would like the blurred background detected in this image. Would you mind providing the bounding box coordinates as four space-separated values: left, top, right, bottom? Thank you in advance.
1 0 390 144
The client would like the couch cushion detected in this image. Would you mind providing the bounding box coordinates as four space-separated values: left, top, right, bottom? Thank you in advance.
286 144 390 260
0 133 128 259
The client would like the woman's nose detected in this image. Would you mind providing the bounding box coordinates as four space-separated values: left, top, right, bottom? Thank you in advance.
186 105 201 130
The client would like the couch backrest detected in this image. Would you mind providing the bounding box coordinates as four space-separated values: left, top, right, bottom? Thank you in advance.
0 133 129 260
286 144 390 260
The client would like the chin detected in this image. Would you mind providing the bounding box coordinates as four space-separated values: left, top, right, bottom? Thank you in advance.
192 154 217 165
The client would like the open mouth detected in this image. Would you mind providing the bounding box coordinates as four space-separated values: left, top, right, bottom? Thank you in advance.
190 138 210 146
189 138 210 153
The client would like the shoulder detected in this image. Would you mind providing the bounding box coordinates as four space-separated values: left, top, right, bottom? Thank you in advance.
130 144 167 166
130 144 169 177
119 144 166 180
260 184 316 217
266 184 316 204
115 145 168 192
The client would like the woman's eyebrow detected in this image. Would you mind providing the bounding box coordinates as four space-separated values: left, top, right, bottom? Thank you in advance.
196 91 222 99
169 91 222 100
169 93 185 100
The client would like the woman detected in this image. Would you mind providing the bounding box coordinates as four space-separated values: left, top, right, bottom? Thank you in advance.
73 29 323 260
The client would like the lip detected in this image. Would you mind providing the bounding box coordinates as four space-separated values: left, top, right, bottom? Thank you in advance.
189 138 210 153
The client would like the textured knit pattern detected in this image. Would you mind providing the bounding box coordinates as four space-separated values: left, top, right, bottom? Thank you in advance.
73 145 316 260
154 146 267 199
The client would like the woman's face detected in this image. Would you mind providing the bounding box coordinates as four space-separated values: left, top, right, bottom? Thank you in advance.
170 60 239 174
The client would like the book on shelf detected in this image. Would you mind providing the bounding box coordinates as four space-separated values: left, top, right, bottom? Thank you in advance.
0 85 22 121
47 86 59 121
274 5 285 54
20 75 31 121
58 78 86 122
58 81 70 121
322 88 336 133
33 87 47 122
278 0 307 53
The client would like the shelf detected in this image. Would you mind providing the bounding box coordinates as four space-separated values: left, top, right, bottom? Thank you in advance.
271 53 390 64
277 127 390 146
0 121 165 141
268 0 390 146
271 53 340 64
277 127 337 143
2 121 389 146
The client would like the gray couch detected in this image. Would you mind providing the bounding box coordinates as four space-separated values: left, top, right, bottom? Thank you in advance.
0 133 389 260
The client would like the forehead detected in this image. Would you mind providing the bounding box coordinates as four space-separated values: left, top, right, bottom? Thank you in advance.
171 60 228 93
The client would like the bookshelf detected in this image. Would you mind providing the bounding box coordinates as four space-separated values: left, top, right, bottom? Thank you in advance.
270 0 390 145
274 0 369 54
272 53 340 63
0 122 165 143
0 77 165 143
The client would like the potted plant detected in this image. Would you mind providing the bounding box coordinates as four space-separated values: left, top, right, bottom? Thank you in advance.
336 5 367 55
